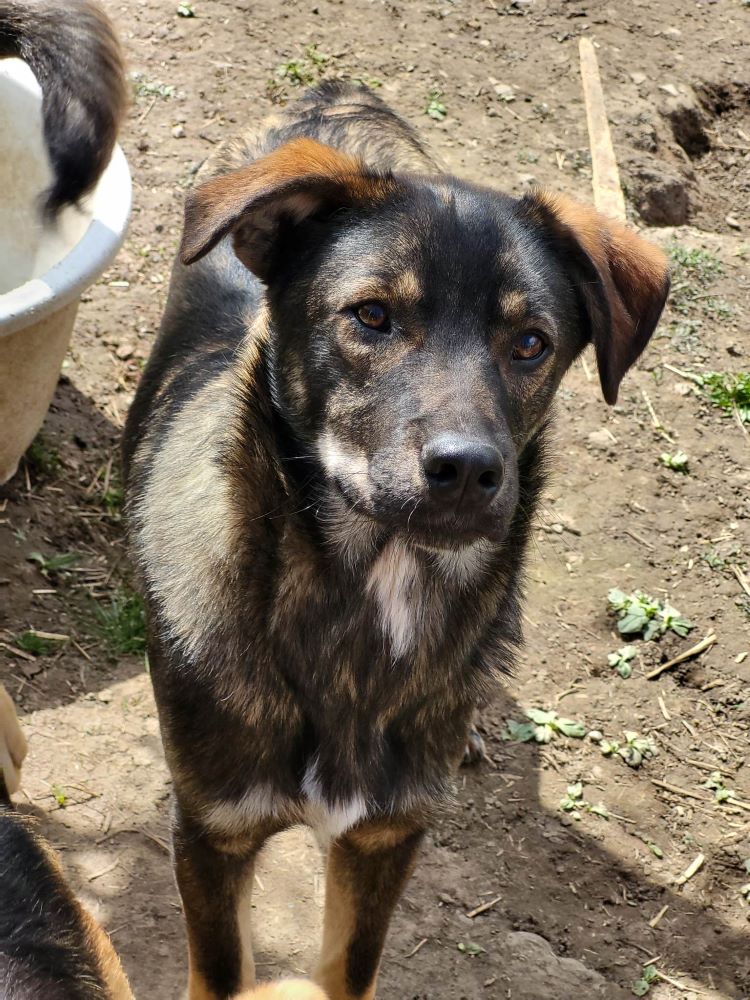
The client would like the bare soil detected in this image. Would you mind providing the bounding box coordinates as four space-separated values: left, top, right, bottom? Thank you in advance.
1 1 749 998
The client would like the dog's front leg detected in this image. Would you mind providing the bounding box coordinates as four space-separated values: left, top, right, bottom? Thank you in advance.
315 819 424 1000
173 810 268 1000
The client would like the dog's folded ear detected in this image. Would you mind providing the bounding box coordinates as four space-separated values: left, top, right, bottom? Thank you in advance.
180 138 393 280
521 191 670 404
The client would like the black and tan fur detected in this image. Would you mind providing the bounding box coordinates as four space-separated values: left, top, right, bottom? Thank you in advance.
0 693 325 1000
123 81 669 1000
0 0 127 216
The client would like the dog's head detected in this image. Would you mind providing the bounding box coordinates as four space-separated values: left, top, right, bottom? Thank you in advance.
181 138 668 551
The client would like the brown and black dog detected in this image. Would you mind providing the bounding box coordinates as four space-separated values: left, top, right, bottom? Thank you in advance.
0 690 326 1000
122 81 669 1000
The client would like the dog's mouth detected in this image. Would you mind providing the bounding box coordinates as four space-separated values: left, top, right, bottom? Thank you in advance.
329 477 508 550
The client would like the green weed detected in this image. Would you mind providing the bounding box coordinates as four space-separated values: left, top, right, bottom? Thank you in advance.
659 450 689 473
24 436 60 476
93 592 147 656
28 551 80 575
600 731 658 769
608 589 692 641
504 709 586 744
632 964 658 996
425 89 447 120
13 631 66 657
559 782 609 821
277 44 329 88
667 244 733 324
703 771 736 804
701 371 750 423
607 645 637 679
51 785 68 808
132 73 175 100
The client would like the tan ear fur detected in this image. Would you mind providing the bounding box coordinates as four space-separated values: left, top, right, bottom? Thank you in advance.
531 192 669 404
180 138 391 276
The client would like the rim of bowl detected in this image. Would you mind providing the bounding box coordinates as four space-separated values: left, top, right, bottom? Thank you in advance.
0 144 132 339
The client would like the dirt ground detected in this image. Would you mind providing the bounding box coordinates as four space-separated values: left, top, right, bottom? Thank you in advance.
2 1 749 997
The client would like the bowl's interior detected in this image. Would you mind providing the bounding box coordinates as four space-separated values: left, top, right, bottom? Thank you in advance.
0 59 91 295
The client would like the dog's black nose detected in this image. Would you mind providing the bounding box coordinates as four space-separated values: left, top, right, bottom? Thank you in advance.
422 434 503 510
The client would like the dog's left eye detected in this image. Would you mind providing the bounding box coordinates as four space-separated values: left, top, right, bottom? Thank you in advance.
354 302 391 332
511 331 547 362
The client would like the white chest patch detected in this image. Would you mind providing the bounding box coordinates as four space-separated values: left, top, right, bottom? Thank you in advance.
302 759 368 842
366 540 424 658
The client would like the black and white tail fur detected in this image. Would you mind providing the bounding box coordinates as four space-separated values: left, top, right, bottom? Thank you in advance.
0 0 126 217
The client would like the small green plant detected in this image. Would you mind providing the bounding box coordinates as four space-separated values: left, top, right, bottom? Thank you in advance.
600 731 657 769
559 782 609 821
353 76 383 89
517 150 540 164
667 245 733 321
305 43 329 69
702 771 736 804
176 1 195 14
659 450 689 473
28 550 80 575
504 709 586 744
277 45 328 87
700 371 750 424
457 941 485 956
51 785 68 808
13 631 66 657
425 89 447 120
607 645 637 679
93 592 147 656
277 58 314 86
24 436 60 476
632 964 658 996
608 589 692 641
132 73 175 100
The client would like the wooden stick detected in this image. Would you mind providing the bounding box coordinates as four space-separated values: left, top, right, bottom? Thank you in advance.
579 38 626 221
675 852 705 886
645 633 717 680
651 779 704 802
466 895 502 919
733 564 750 599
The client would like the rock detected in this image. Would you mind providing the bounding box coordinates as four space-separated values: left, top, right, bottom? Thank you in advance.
587 428 613 450
171 123 186 139
498 932 627 997
630 71 647 85
624 157 690 226
493 82 515 100
115 343 135 360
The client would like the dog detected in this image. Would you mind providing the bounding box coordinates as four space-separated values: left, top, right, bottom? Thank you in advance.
0 0 126 216
122 80 669 1000
0 689 327 1000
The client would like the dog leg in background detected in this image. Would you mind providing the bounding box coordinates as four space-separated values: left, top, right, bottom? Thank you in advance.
174 812 276 1000
0 809 134 999
0 0 127 216
0 684 27 798
315 821 424 1000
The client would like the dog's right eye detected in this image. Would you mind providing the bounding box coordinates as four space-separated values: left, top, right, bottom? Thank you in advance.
354 302 391 333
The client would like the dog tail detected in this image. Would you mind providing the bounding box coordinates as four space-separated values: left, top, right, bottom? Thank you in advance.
0 0 127 216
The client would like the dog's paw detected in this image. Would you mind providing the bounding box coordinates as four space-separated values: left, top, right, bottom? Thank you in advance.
461 726 487 767
0 685 27 797
236 980 328 999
